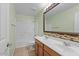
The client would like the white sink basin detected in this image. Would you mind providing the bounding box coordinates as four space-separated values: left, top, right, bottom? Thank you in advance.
68 46 79 53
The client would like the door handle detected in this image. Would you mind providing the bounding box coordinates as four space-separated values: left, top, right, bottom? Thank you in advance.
7 43 12 47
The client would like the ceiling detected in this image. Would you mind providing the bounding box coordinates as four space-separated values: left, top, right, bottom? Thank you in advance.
15 3 48 16
15 3 79 16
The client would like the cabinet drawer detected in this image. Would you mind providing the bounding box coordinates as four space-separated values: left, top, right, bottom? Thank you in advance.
35 39 43 47
44 45 60 56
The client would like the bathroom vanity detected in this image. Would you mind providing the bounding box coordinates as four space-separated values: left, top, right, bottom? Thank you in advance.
35 39 60 56
35 36 79 56
35 36 61 56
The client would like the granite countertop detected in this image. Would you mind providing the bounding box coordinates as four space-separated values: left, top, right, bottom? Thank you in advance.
35 36 79 56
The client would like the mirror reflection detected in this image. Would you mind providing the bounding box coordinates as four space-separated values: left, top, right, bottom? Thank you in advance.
44 3 79 33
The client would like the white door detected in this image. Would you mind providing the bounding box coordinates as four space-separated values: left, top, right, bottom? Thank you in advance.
0 39 9 56
0 3 10 56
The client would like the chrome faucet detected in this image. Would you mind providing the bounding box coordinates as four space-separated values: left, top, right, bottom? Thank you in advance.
64 41 70 46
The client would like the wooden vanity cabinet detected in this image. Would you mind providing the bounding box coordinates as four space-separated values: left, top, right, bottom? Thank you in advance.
35 39 60 56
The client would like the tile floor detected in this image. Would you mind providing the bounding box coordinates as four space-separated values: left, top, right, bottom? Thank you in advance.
13 46 36 56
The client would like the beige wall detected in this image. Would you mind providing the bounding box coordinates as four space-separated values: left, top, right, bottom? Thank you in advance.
9 4 16 55
34 10 44 36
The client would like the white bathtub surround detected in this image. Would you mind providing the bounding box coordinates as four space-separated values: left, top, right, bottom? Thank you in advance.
35 35 79 56
16 15 35 48
15 41 35 48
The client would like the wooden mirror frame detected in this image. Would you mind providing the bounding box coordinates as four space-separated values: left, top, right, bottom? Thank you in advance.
43 3 79 36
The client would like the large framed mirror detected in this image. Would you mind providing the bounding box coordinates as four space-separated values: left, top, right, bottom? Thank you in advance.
43 3 79 35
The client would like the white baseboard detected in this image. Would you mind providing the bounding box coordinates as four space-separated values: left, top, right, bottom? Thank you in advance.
12 47 15 56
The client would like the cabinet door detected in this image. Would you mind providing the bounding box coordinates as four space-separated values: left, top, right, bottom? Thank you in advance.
38 44 43 56
35 39 43 56
35 42 38 55
44 50 50 56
